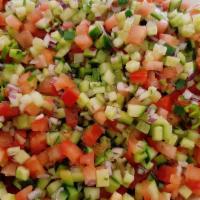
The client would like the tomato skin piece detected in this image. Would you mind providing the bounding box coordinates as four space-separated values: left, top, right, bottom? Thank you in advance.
130 70 148 85
1 162 18 176
65 106 79 128
0 102 20 118
31 117 49 132
157 20 168 34
156 95 172 112
60 140 83 165
80 152 94 166
5 15 22 31
82 124 104 147
15 185 33 200
0 13 5 26
194 147 200 166
156 165 177 183
30 132 47 154
62 88 79 107
24 103 41 116
24 155 45 178
15 30 33 49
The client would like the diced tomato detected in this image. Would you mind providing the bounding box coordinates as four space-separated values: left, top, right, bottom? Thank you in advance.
157 20 168 34
42 49 55 65
1 162 18 177
38 77 58 96
31 117 49 132
47 144 65 166
39 2 49 11
54 74 76 91
80 152 94 166
185 179 200 195
5 15 22 31
30 132 47 154
62 22 74 30
194 147 200 166
93 110 107 125
24 155 45 178
24 103 41 116
18 72 36 94
65 106 79 128
127 25 147 45
147 137 177 159
37 150 49 166
160 34 180 47
75 34 93 50
156 165 177 183
0 0 7 11
62 88 79 107
82 124 104 147
15 30 33 49
130 70 148 85
60 140 83 165
0 147 7 167
160 68 177 79
144 71 159 89
156 95 172 112
83 165 96 186
0 13 5 26
180 0 190 11
76 20 90 35
0 132 13 148
136 2 153 16
70 43 83 54
15 185 33 200
0 102 20 117
27 9 42 24
185 164 200 181
104 15 118 31
143 61 163 71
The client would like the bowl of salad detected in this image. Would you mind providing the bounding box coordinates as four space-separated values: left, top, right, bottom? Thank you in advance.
0 0 200 200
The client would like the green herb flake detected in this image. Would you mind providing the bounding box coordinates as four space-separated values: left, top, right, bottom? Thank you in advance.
174 105 185 117
63 30 75 40
175 79 186 90
118 0 128 5
125 9 132 17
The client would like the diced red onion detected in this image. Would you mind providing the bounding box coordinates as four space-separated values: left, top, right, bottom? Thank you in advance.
148 113 158 123
135 87 146 97
75 126 83 131
187 73 195 81
49 117 59 125
117 82 130 92
28 189 42 200
105 161 112 176
0 116 5 122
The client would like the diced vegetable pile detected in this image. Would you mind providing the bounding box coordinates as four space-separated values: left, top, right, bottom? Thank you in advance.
1 0 200 199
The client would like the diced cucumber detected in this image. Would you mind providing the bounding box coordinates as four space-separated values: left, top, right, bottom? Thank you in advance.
165 56 180 67
193 14 200 32
151 125 163 141
136 120 150 134
96 169 110 187
123 171 134 187
1 193 15 200
16 166 30 181
47 180 62 195
123 193 135 200
84 187 100 200
56 190 68 200
153 117 172 142
179 185 192 199
71 168 84 182
13 114 33 129
106 178 120 193
67 186 79 200
148 180 159 200
14 150 30 164
125 60 140 73
146 21 157 36
119 111 133 125
180 138 195 150
127 104 146 118
59 169 74 186
169 0 182 12
46 132 61 146
112 170 123 185
187 130 199 142
37 178 51 190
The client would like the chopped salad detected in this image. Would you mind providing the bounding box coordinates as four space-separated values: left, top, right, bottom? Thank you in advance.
0 0 200 199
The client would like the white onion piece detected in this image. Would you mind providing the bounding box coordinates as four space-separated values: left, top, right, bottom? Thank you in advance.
55 187 64 200
35 114 45 120
182 89 193 100
135 87 146 97
105 161 112 176
117 82 130 92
